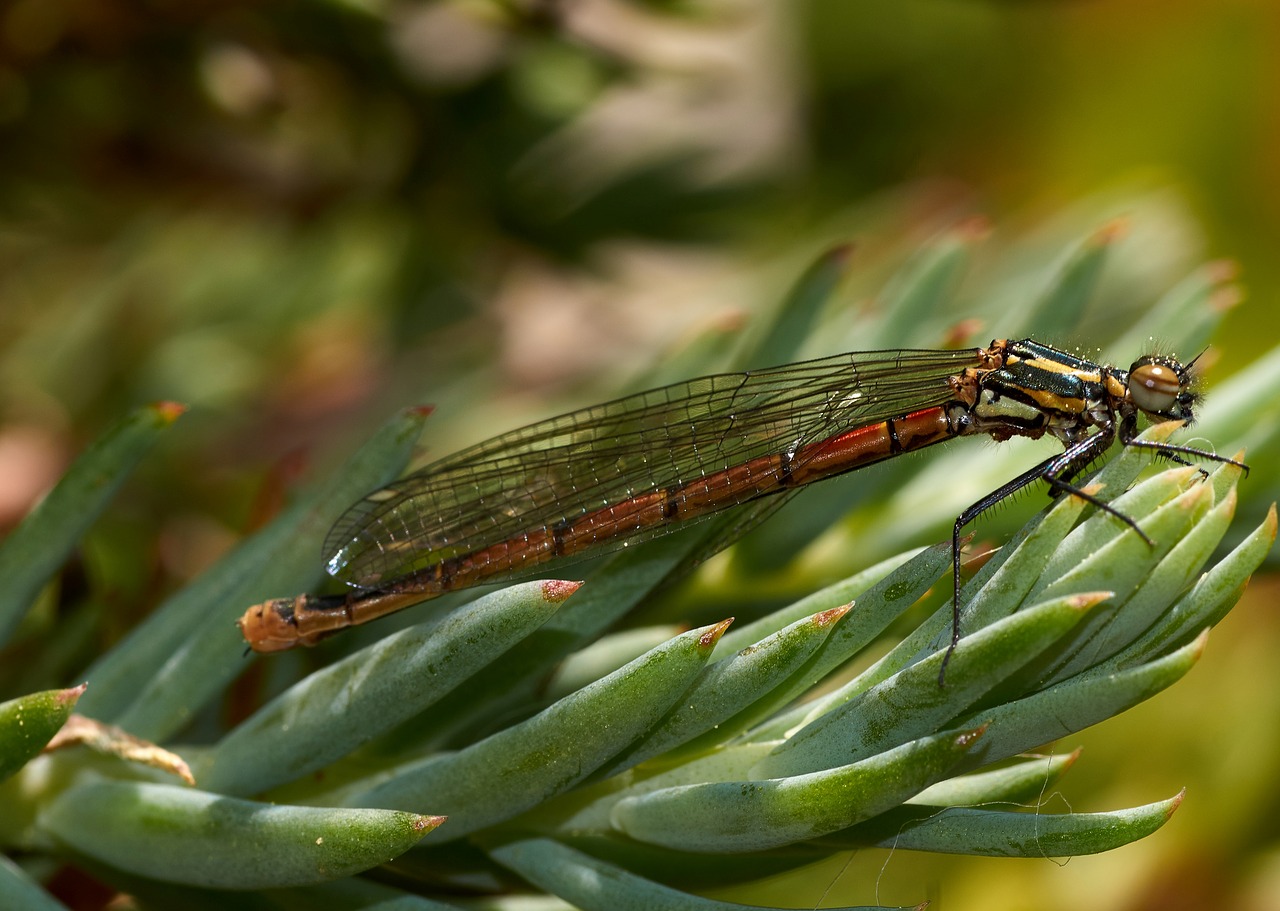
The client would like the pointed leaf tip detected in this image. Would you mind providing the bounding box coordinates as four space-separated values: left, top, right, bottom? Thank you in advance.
1143 420 1184 443
1210 284 1243 313
0 686 88 782
57 683 88 707
415 815 448 833
541 580 583 602
1092 218 1130 245
822 242 856 268
406 404 436 418
152 401 187 423
955 214 992 241
1068 591 1113 611
1204 258 1239 282
956 723 989 749
942 318 984 347
700 617 734 648
1079 481 1105 498
813 603 852 627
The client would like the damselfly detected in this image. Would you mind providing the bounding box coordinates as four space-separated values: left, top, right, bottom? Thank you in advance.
238 338 1245 669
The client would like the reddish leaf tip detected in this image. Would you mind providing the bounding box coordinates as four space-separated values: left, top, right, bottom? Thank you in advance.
954 213 992 241
1092 217 1129 245
1059 747 1083 770
152 401 188 423
541 580 583 603
1209 283 1243 314
821 241 856 267
955 723 989 749
813 603 852 627
700 617 735 648
1069 591 1112 611
942 317 985 348
57 683 88 706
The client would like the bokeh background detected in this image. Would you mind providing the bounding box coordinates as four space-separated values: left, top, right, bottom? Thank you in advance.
3 1 1280 909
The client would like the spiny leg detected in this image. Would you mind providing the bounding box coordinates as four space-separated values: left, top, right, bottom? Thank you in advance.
1118 414 1249 476
940 430 1122 686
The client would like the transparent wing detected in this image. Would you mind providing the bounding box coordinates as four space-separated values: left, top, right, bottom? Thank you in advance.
324 346 980 591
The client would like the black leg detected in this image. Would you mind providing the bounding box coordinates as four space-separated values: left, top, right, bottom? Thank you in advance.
1118 414 1249 475
940 430 1120 686
937 418 1250 686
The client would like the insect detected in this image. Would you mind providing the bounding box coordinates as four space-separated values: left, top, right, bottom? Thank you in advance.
238 337 1244 671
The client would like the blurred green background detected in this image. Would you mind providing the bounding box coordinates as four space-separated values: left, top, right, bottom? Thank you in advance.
2 1 1279 909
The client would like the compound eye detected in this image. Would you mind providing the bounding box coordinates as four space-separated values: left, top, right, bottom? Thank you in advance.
1129 362 1180 414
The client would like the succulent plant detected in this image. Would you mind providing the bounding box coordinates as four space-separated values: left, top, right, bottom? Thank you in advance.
1 216 1276 911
